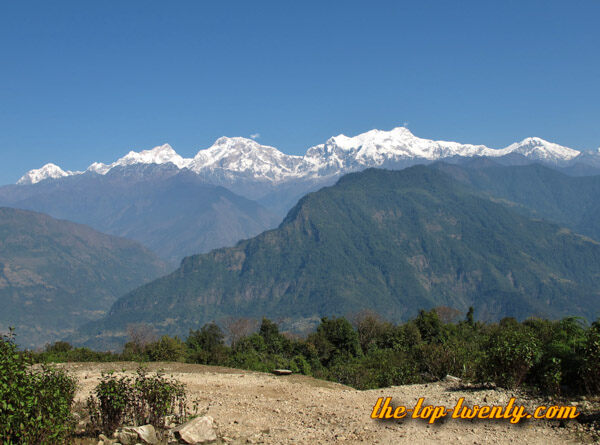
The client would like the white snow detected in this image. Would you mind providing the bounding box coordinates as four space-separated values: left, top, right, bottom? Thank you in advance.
17 163 74 185
15 129 584 185
188 137 302 182
494 137 580 161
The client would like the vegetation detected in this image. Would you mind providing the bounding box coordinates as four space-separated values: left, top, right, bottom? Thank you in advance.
75 166 600 350
0 329 77 444
86 367 188 436
0 206 167 349
34 310 600 397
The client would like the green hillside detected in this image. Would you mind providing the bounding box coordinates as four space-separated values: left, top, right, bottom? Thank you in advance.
76 167 600 348
434 161 600 240
0 207 167 348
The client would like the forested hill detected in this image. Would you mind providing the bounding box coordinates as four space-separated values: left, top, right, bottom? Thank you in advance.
75 166 600 348
0 207 167 348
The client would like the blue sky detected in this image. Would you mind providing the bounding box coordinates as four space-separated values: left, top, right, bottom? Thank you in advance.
1 0 599 184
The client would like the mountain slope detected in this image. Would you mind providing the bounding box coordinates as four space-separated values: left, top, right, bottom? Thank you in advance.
0 167 279 264
0 207 167 348
75 167 600 348
432 161 600 241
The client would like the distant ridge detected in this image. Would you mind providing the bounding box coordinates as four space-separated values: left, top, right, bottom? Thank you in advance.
73 166 600 349
16 127 594 185
0 207 167 348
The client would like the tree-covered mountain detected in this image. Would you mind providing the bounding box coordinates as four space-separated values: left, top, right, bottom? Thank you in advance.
75 166 600 349
0 207 167 348
433 161 600 241
0 166 279 264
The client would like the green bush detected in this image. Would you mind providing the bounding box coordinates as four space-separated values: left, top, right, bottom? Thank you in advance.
582 321 600 394
144 335 187 362
0 330 77 444
480 324 542 388
87 367 188 436
186 323 228 365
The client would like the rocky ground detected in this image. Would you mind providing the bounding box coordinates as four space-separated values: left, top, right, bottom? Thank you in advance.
61 362 600 444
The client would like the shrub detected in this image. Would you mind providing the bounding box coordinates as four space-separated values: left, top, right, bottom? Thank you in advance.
0 329 77 444
480 325 542 388
582 320 600 394
186 323 228 365
87 371 135 435
144 335 187 362
87 367 188 436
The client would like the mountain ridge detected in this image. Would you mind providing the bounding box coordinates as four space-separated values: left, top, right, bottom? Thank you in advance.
17 127 597 185
0 206 168 348
72 166 600 349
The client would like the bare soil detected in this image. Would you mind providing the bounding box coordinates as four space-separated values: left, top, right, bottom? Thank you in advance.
60 362 599 444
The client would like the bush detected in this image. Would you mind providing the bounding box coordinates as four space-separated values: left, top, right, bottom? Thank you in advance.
0 329 77 444
186 323 228 365
87 367 188 435
582 321 600 394
144 335 187 362
480 325 542 388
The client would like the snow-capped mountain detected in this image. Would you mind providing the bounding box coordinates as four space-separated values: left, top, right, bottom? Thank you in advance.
188 137 303 182
17 163 79 185
493 137 580 162
16 127 590 185
86 143 190 175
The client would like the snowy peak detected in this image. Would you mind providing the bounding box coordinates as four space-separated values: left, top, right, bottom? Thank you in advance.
189 137 302 182
17 163 74 185
302 127 492 174
115 143 190 169
14 129 588 185
85 143 191 175
498 137 580 162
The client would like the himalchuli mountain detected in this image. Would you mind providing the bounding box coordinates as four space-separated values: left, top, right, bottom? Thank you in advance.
0 207 167 348
74 166 600 349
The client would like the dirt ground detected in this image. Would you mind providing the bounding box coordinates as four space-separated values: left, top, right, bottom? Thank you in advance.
60 362 599 444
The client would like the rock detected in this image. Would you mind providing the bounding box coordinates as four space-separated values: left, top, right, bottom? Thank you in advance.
443 375 461 383
172 416 217 444
272 369 293 375
114 428 140 445
131 425 159 444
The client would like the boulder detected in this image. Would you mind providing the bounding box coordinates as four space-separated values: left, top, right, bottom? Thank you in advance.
113 427 141 445
172 416 217 444
131 425 159 444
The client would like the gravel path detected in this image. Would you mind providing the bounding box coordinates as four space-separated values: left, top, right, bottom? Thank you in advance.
62 362 595 444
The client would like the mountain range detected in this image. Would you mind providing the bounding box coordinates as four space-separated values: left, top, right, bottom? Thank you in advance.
17 128 600 188
6 128 600 264
0 166 279 264
72 166 600 349
0 207 167 348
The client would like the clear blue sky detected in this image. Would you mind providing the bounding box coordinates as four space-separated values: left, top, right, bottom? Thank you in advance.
1 0 599 184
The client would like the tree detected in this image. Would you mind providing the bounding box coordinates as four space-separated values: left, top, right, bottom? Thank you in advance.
258 318 289 355
309 317 362 366
144 335 186 362
352 309 387 352
223 317 257 347
186 322 227 364
124 323 157 357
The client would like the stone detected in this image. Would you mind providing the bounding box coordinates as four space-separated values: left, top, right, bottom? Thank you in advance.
271 369 293 375
114 428 139 445
443 375 461 383
131 425 159 444
172 416 217 444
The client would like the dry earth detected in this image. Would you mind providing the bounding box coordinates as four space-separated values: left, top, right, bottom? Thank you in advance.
60 362 599 444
